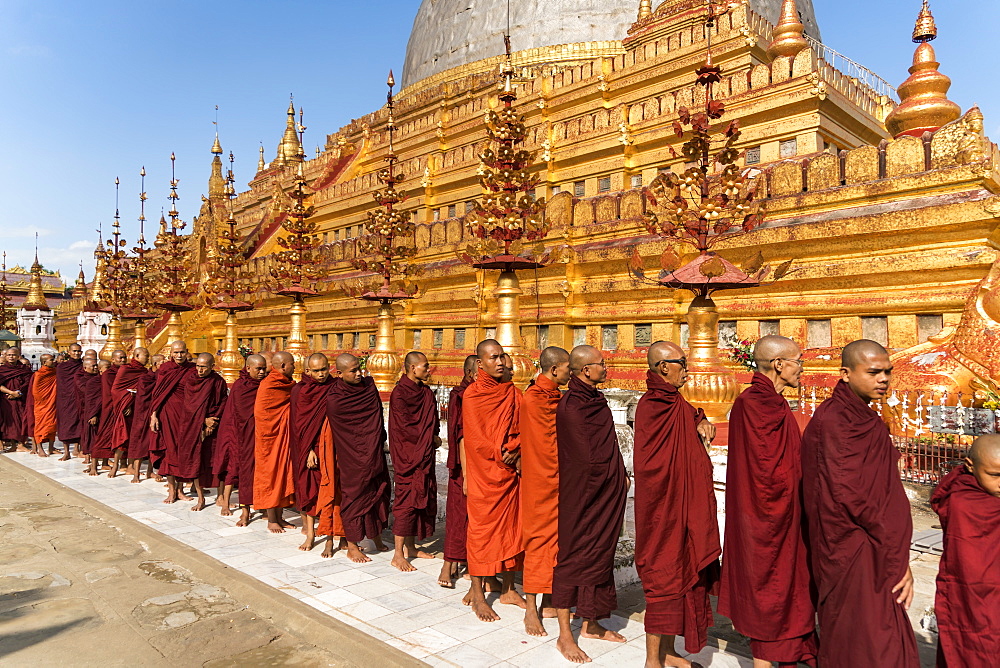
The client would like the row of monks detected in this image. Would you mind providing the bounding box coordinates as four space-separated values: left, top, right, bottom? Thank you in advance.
2 336 997 667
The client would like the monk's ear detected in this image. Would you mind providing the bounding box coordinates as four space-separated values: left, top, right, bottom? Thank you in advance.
964 456 975 473
839 366 850 382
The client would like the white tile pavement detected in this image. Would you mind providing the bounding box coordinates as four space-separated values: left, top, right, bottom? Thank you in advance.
7 450 751 667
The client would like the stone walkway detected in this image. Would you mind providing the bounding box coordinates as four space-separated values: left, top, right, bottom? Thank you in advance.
5 449 752 667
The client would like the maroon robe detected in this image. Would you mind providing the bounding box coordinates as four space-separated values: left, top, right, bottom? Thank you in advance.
108 360 149 454
77 371 103 455
147 360 195 472
211 370 261 499
0 361 32 442
91 364 121 458
634 371 720 653
158 370 227 482
290 374 332 516
56 357 84 444
388 374 439 539
718 373 817 664
552 375 627 620
801 380 918 667
931 465 1000 667
327 376 390 543
127 371 157 460
444 376 472 562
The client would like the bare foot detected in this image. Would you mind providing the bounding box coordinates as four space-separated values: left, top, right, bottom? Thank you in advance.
405 547 436 560
59 452 71 461
391 553 416 572
346 543 371 563
267 521 286 534
190 499 206 512
236 509 252 527
438 562 456 588
557 635 592 663
524 611 548 637
579 621 626 643
36 450 49 458
87 464 99 476
278 518 293 529
462 587 474 606
483 575 502 593
373 536 389 552
163 493 178 504
542 606 558 618
471 599 501 622
154 474 165 482
322 539 335 559
299 537 315 552
499 590 527 608
661 658 696 668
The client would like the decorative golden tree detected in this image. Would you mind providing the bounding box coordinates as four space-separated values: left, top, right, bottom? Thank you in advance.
455 37 557 385
152 154 198 346
344 72 420 392
120 168 159 349
268 107 321 372
0 253 17 341
628 2 791 419
97 178 131 360
206 151 254 382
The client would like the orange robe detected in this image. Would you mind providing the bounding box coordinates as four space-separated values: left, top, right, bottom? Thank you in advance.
315 420 344 538
29 365 58 444
253 369 296 509
461 369 524 576
520 374 561 594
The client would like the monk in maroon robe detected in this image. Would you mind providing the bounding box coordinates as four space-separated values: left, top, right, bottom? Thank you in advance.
290 353 339 552
634 341 719 668
0 346 33 450
56 343 85 459
437 354 477 587
388 350 440 572
77 358 102 458
801 340 918 667
552 345 628 662
932 435 1000 667
88 350 126 475
105 348 149 478
327 353 391 562
148 341 198 504
128 354 163 483
212 354 267 524
719 336 817 667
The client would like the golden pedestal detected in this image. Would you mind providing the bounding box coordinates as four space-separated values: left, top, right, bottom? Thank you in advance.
132 319 148 350
367 303 402 393
218 312 243 384
285 296 311 378
681 296 739 421
165 312 183 344
99 316 125 361
493 270 535 387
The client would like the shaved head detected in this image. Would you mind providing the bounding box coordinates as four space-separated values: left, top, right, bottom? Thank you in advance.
648 340 687 388
463 354 477 379
335 353 363 385
98 359 111 372
195 352 215 377
539 346 571 386
169 340 189 366
305 352 331 383
1 347 19 364
753 336 799 373
271 351 295 378
404 350 427 371
840 339 892 402
84 348 97 359
647 341 684 371
842 339 889 370
404 350 430 383
150 354 165 371
111 350 127 365
83 358 98 373
245 353 267 380
132 347 150 365
40 353 54 368
476 339 505 380
335 353 358 371
476 339 502 359
569 345 606 385
966 434 1000 497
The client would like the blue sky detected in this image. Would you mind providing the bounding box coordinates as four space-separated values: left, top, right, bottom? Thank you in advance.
1 0 996 279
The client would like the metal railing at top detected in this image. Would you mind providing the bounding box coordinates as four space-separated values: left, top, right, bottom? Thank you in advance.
804 35 899 103
797 385 985 485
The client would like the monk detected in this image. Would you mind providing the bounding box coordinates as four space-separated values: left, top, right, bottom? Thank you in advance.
212 354 267 524
105 348 150 478
0 346 33 452
128 354 164 483
718 336 817 668
932 435 1000 667
634 341 719 668
56 343 85 459
327 353 391 562
88 350 126 476
290 353 343 553
438 354 477 587
254 351 297 533
148 341 197 503
77 357 102 462
387 351 439 571
25 354 58 456
84 349 98 359
801 339 918 667
520 346 571 636
551 345 628 662
461 339 526 621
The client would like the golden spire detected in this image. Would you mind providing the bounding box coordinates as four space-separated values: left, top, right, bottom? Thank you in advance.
72 264 87 298
257 145 266 173
885 1 960 138
208 132 226 199
22 234 49 310
276 96 303 166
767 0 809 59
90 223 105 304
637 0 652 21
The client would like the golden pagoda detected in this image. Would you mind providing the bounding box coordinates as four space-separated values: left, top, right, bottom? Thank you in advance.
21 250 49 311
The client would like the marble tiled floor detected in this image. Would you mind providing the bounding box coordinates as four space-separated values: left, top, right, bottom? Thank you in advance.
8 450 750 668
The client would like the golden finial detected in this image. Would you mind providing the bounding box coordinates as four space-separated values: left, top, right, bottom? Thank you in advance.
885 1 960 138
208 130 226 199
387 69 395 88
258 144 266 172
277 95 303 166
22 232 48 310
212 134 223 155
767 0 809 59
73 263 87 298
638 0 652 21
912 0 937 43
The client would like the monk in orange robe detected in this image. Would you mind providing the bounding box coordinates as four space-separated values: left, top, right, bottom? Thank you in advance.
461 339 526 622
26 354 58 457
520 346 570 636
253 351 297 533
